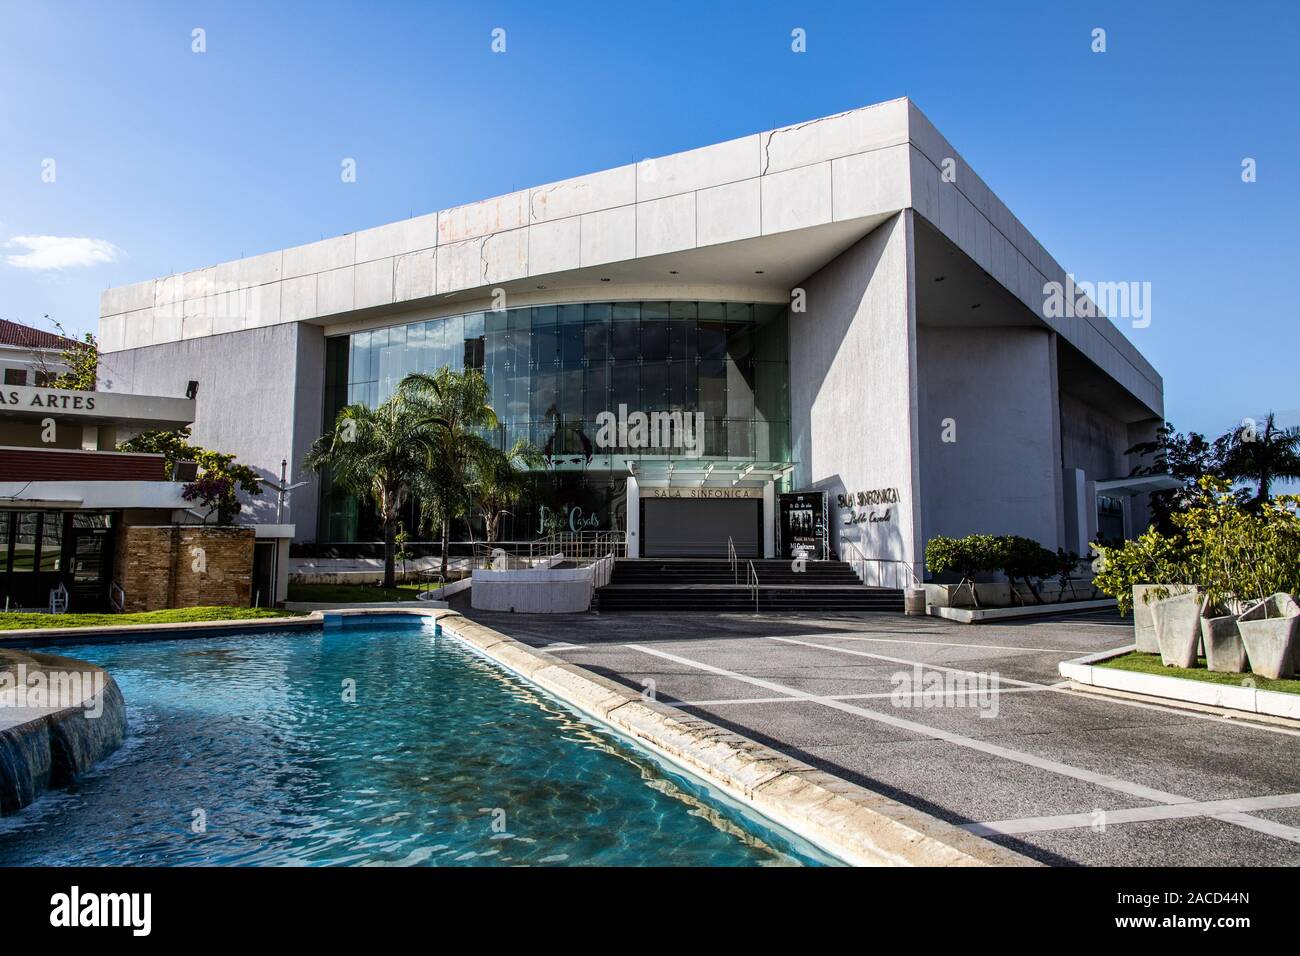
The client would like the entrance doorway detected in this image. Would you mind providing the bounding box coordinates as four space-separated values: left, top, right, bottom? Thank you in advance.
640 497 761 557
67 513 115 611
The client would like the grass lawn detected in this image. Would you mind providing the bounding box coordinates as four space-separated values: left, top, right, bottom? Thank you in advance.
0 606 306 631
1098 651 1300 695
286 582 427 604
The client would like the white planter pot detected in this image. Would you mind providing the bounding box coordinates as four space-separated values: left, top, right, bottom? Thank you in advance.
1200 612 1247 673
1132 585 1160 653
1237 593 1300 680
1152 590 1202 668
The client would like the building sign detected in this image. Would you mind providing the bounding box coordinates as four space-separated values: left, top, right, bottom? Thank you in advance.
779 491 827 560
0 384 193 425
648 487 763 500
837 487 900 525
0 389 98 411
537 503 601 534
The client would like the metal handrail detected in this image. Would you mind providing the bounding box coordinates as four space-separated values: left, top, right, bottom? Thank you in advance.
727 536 738 584
747 559 759 613
839 539 921 590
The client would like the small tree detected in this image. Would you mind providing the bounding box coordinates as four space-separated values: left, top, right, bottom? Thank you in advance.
924 534 1004 609
118 426 203 479
1053 550 1088 602
996 536 1060 605
1091 528 1187 616
121 428 260 524
1173 477 1300 616
304 398 434 589
1125 422 1226 534
20 317 98 391
49 330 99 392
400 367 500 580
1217 413 1300 509
469 440 541 545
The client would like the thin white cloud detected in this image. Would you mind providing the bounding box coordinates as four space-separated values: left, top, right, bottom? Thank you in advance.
4 235 122 270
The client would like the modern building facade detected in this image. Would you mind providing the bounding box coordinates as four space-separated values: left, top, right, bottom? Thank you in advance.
96 98 1165 580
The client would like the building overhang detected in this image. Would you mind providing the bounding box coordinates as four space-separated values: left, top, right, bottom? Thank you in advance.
1095 474 1182 496
98 96 1163 418
627 459 794 489
0 384 195 430
0 481 189 510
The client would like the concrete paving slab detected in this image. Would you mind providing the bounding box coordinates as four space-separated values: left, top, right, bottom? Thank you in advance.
988 814 1300 867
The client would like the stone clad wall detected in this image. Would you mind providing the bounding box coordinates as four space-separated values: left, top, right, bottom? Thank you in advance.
113 525 255 612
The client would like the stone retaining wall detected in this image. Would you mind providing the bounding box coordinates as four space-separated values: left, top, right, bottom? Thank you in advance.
114 525 254 612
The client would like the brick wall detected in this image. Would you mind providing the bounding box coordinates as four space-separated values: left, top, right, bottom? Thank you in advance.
113 525 254 612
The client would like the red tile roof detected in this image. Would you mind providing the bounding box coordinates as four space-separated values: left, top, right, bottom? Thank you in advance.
0 319 85 350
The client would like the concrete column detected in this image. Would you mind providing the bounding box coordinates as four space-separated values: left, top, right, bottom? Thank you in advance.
626 476 640 559
1062 467 1089 556
762 481 776 558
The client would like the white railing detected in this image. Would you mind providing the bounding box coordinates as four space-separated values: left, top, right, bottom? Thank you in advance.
529 531 627 566
728 536 738 584
747 559 759 613
840 540 920 590
590 552 616 591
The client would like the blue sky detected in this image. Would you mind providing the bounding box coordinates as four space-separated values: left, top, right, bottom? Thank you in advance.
1 0 1296 440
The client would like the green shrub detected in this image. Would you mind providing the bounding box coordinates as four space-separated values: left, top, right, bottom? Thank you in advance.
1091 528 1186 615
924 534 1005 608
998 535 1060 605
1174 478 1300 615
1092 477 1300 616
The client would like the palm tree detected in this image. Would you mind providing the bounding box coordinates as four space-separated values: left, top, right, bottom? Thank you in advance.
470 439 542 545
400 367 500 579
304 397 434 589
1218 412 1300 507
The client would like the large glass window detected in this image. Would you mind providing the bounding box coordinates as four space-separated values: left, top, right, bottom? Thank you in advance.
319 300 792 542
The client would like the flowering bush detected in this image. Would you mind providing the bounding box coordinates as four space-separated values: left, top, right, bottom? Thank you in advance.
182 473 240 525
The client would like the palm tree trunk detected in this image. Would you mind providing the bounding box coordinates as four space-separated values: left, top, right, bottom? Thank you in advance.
440 510 450 579
382 520 397 589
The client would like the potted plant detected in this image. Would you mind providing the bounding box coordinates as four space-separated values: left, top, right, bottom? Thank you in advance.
1173 485 1247 672
1199 595 1247 673
1092 528 1187 655
1237 593 1300 679
1151 587 1203 668
1193 480 1300 679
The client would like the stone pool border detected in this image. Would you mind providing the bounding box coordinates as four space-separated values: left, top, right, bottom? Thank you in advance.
0 613 322 646
0 606 1036 866
433 611 1037 868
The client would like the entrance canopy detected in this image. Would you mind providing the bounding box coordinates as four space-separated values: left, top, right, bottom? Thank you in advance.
1095 474 1181 496
627 459 794 489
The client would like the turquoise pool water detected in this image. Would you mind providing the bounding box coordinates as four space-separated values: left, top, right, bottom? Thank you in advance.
0 621 825 866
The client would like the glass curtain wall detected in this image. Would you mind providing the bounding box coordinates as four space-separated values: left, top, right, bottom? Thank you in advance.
319 301 790 544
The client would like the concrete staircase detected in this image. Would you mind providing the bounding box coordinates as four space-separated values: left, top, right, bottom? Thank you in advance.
593 559 905 613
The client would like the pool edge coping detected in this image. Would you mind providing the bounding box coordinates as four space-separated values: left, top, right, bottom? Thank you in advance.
434 610 1040 868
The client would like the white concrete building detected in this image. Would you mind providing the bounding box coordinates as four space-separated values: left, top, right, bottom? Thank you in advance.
96 98 1164 581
